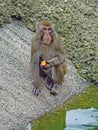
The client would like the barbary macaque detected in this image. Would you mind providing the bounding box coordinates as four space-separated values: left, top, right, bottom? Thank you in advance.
31 20 67 96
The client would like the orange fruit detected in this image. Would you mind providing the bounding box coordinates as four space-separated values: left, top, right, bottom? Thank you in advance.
41 60 47 67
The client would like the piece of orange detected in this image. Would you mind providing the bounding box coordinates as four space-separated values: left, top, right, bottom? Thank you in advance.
41 60 47 67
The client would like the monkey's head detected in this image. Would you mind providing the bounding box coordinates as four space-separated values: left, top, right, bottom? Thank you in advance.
36 20 55 45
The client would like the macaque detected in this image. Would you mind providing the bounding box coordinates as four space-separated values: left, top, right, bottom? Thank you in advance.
31 20 67 96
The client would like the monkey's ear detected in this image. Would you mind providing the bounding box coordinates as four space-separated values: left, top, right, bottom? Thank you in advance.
35 22 39 31
51 23 55 31
36 21 43 32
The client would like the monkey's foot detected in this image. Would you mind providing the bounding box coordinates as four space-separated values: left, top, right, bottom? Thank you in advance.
45 83 52 91
50 86 59 96
32 88 41 96
50 90 57 96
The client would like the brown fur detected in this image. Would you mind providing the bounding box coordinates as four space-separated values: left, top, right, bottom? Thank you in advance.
41 20 52 27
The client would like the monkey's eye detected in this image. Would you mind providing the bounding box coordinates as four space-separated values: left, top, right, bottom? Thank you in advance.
48 28 52 31
43 28 47 31
43 27 52 31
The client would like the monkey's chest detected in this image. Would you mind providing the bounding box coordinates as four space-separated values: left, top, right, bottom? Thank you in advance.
40 46 57 60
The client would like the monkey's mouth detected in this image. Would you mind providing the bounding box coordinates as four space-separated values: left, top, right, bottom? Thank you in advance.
43 37 52 44
44 41 51 45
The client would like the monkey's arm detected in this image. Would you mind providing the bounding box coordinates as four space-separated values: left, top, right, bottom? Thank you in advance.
31 53 40 79
47 38 65 66
47 54 65 66
31 42 42 95
31 39 41 81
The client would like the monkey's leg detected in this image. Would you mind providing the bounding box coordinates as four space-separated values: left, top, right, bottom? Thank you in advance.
41 66 58 96
52 64 66 85
43 66 60 95
44 75 57 96
39 65 58 95
40 67 54 91
44 76 54 91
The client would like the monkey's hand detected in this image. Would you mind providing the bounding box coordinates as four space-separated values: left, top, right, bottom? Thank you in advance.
40 60 52 69
40 60 47 67
47 57 59 66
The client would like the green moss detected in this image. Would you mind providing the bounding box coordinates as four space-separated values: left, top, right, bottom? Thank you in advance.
31 86 98 130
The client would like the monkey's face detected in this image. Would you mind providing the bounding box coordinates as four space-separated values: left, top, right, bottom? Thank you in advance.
42 27 53 45
36 20 54 45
